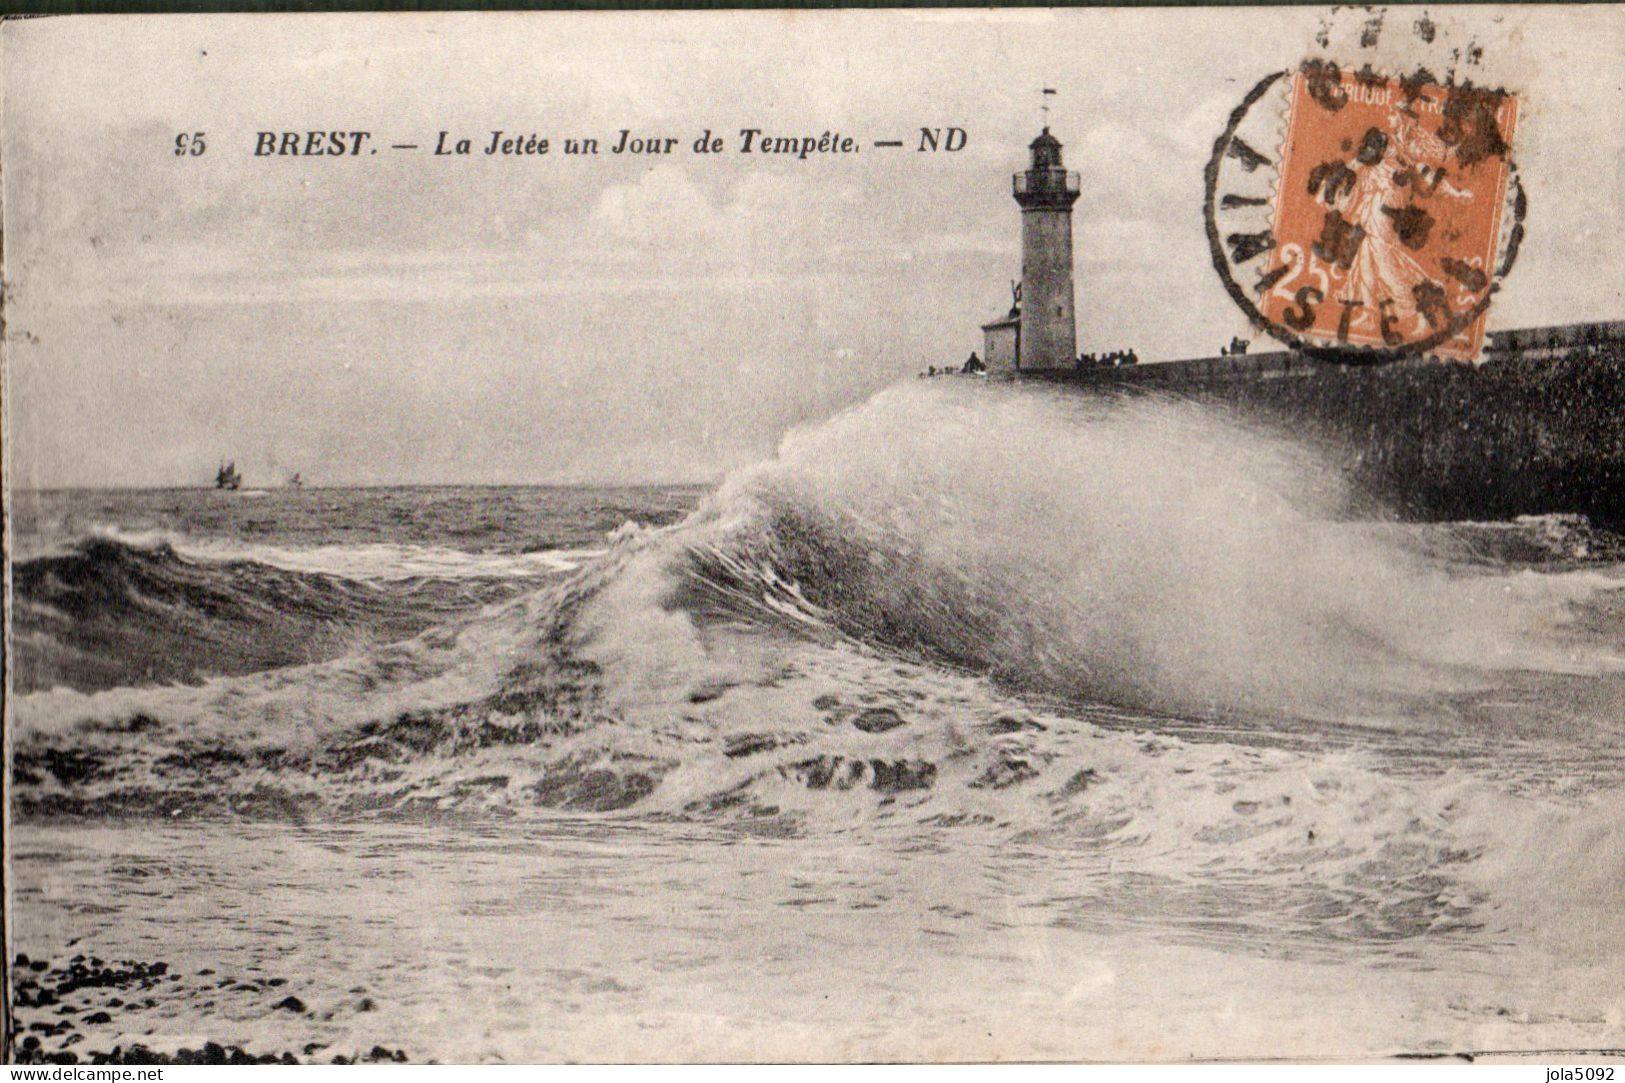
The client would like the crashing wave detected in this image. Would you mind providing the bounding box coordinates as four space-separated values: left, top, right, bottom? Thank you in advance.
9 383 1625 953
13 383 1624 826
9 536 540 693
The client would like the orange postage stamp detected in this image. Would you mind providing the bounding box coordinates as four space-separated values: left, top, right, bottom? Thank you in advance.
1256 64 1519 361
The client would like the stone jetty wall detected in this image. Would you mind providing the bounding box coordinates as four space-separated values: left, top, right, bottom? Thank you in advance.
1026 321 1625 527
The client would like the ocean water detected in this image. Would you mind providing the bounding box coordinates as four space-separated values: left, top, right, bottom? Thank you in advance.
8 382 1625 1062
9 485 702 694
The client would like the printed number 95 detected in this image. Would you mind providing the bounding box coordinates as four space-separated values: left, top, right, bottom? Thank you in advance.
174 132 206 156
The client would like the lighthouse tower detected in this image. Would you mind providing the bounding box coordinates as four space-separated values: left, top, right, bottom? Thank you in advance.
1012 129 1080 370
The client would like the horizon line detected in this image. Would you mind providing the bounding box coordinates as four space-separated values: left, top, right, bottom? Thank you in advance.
6 479 722 494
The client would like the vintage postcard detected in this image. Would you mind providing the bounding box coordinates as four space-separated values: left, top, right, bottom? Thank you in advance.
4 5 1624 1066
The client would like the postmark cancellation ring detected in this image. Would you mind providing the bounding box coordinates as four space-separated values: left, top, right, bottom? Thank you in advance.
1205 63 1526 364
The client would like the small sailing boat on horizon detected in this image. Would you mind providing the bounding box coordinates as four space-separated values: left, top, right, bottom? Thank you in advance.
286 472 304 490
215 461 242 490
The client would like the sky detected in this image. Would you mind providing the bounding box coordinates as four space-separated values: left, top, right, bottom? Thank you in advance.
4 6 1622 488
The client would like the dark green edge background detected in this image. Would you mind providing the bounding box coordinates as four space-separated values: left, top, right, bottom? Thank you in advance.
0 0 1592 14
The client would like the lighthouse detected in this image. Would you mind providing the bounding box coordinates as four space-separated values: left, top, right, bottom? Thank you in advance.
1011 128 1081 370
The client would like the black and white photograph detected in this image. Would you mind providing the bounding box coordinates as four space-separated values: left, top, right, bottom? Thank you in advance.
3 5 1624 1065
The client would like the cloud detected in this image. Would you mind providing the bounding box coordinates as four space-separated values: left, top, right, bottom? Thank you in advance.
592 164 727 243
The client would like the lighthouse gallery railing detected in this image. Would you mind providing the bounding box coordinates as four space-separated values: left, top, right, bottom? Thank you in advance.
1012 171 1081 196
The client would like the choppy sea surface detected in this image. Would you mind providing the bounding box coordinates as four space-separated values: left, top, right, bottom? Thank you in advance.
8 383 1625 1062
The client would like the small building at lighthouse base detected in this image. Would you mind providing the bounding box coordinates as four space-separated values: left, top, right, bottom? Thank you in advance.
980 310 1020 374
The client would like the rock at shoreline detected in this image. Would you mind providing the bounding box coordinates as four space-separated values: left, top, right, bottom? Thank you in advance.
7 950 408 1065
